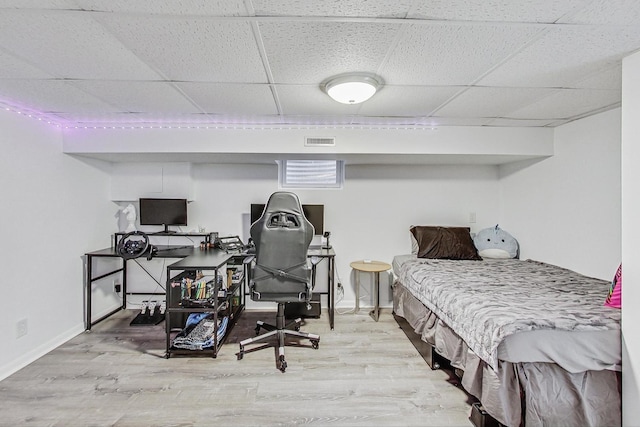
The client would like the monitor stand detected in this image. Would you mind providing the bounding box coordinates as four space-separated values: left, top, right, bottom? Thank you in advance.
148 225 177 235
162 224 177 233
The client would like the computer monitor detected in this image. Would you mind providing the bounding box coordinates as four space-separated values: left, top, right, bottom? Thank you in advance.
250 203 324 235
139 198 188 233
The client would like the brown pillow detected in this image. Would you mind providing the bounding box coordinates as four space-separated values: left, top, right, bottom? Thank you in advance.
410 226 482 260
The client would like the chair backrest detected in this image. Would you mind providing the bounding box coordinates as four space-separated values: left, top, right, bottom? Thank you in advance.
249 192 314 303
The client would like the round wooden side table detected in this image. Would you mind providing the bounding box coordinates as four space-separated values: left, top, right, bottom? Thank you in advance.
350 260 392 321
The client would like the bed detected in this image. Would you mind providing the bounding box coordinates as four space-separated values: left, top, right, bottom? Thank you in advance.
392 227 621 427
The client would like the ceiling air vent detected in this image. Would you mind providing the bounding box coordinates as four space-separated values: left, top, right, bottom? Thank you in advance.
305 137 335 147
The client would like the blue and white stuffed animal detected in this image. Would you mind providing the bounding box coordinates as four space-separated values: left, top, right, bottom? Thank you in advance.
473 225 519 259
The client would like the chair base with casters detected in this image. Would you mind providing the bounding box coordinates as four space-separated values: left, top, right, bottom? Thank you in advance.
237 302 320 373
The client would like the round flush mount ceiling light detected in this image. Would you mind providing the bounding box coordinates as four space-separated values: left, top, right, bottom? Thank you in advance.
322 73 383 105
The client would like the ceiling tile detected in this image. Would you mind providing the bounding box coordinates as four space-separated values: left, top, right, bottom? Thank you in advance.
77 0 249 15
0 0 78 9
0 79 121 113
572 65 622 90
0 50 54 79
409 0 587 23
506 88 621 120
417 117 494 126
98 15 267 82
252 0 414 18
277 84 459 124
276 84 361 116
347 115 424 126
70 81 202 114
277 84 470 125
259 21 400 84
560 0 640 25
434 87 558 118
485 118 557 127
379 24 542 85
358 86 462 117
175 83 278 115
0 10 163 80
479 25 640 87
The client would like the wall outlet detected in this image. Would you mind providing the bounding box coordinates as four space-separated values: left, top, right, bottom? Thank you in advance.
469 212 477 223
16 318 28 338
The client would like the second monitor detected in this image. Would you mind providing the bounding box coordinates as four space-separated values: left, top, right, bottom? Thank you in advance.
250 203 324 235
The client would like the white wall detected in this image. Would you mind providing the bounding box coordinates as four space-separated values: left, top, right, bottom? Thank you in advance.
500 107 627 421
111 162 193 201
499 108 622 280
621 49 640 424
0 110 114 380
187 162 500 309
99 161 500 311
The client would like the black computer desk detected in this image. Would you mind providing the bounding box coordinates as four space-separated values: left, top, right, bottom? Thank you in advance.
84 246 337 330
84 245 206 331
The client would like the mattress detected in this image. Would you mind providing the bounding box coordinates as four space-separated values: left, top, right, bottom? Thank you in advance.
392 255 621 372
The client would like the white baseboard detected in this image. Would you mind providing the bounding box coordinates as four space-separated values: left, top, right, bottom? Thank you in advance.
0 323 85 382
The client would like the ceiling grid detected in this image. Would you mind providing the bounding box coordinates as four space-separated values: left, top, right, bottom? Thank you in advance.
0 0 638 128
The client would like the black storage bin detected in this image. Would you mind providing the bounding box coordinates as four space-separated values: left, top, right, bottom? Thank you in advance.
285 294 321 318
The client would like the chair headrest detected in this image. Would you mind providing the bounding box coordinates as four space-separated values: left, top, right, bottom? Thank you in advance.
263 192 304 216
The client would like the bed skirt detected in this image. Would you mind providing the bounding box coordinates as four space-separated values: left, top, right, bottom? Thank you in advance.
393 280 621 427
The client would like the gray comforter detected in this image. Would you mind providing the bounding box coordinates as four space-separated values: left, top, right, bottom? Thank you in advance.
397 258 621 370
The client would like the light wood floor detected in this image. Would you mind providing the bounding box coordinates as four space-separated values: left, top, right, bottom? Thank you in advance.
0 309 473 426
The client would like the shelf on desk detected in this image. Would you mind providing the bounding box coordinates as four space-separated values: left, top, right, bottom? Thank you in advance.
115 231 211 237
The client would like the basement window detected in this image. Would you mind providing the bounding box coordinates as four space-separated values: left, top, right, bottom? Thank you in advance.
278 160 344 189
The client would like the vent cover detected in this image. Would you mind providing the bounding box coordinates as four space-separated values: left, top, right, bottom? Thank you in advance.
305 137 335 147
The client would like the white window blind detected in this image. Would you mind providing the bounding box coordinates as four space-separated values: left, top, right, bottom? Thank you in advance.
278 160 344 189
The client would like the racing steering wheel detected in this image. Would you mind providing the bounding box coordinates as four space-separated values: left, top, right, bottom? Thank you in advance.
116 231 151 260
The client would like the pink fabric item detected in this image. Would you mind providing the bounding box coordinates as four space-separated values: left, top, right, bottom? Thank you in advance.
605 264 622 309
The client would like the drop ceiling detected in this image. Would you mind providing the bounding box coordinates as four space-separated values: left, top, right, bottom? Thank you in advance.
0 0 639 129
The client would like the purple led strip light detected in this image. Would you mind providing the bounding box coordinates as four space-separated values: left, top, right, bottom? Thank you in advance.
0 99 439 131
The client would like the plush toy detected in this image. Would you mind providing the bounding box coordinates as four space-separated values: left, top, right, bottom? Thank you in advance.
604 264 622 309
473 224 519 259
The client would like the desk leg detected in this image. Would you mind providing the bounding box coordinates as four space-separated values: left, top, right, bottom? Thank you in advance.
166 265 171 358
312 263 317 290
86 255 92 331
369 272 380 322
355 270 360 313
122 258 127 310
85 255 127 331
329 256 335 329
